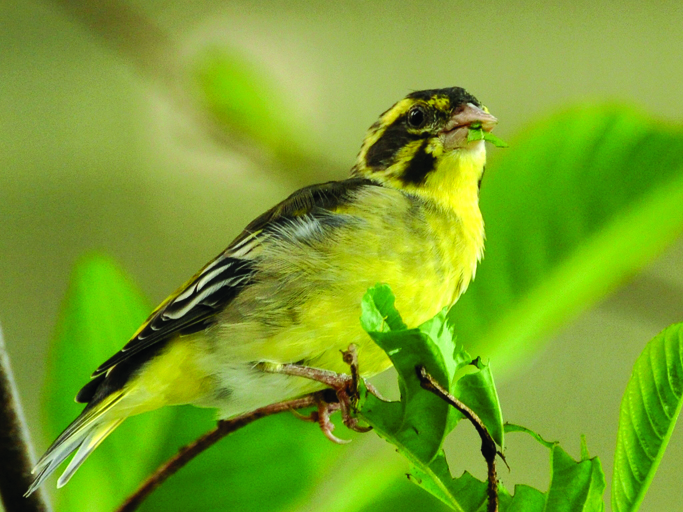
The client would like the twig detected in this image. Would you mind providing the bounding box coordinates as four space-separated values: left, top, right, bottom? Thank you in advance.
0 323 52 512
115 394 318 512
416 365 502 512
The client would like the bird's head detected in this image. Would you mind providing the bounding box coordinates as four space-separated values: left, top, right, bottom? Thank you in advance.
352 87 497 208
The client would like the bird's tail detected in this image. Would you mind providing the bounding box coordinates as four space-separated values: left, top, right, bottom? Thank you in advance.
25 392 125 496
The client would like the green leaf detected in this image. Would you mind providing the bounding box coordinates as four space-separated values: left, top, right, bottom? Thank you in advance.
407 454 487 511
506 428 606 512
358 285 606 511
352 477 454 512
467 127 510 148
194 49 303 158
43 253 174 512
504 485 545 512
359 284 461 463
504 423 556 449
454 360 505 447
357 285 509 511
545 444 605 512
451 105 683 373
612 322 683 512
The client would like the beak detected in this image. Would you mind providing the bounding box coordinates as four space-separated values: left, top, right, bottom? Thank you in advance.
440 103 498 150
444 103 498 132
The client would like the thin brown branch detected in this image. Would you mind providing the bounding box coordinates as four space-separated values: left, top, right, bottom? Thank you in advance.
416 365 502 512
115 394 318 512
0 324 52 512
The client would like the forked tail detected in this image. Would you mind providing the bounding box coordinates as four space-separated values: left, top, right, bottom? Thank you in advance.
25 393 124 496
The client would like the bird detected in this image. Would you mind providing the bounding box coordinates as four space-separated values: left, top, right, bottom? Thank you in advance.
26 86 498 495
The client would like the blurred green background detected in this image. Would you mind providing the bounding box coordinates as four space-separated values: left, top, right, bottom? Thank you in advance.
2 0 683 510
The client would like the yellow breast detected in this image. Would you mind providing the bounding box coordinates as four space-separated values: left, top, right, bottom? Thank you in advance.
218 181 484 380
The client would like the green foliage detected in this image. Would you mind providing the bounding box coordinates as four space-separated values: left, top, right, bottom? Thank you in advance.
452 105 683 372
542 444 605 512
612 322 683 512
358 285 605 511
358 284 491 463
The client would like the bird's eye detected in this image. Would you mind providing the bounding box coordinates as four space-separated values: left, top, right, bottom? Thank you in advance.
407 106 427 129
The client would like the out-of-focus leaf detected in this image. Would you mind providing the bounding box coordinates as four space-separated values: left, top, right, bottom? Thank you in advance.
194 49 303 159
43 253 174 512
353 477 453 512
612 322 683 512
451 105 683 371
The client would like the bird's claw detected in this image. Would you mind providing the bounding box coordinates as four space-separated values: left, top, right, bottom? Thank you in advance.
262 344 374 442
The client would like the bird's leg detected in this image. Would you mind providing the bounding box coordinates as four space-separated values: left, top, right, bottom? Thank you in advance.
257 345 373 442
338 345 373 433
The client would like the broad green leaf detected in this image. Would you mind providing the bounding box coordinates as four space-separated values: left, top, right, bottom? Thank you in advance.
451 105 683 372
545 444 605 512
612 322 683 512
43 253 174 512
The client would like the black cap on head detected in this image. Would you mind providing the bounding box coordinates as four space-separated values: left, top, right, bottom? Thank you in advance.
407 87 481 109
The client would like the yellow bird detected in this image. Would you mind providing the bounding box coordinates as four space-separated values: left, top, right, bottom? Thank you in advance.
27 87 498 494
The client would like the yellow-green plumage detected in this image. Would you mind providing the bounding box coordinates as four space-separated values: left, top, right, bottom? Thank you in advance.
27 87 497 494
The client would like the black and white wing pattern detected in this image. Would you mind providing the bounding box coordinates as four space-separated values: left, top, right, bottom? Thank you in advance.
91 254 256 378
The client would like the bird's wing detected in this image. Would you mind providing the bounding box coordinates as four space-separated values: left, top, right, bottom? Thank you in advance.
88 178 378 381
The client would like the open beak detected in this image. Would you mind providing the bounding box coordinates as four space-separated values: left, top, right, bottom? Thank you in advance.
440 103 498 150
